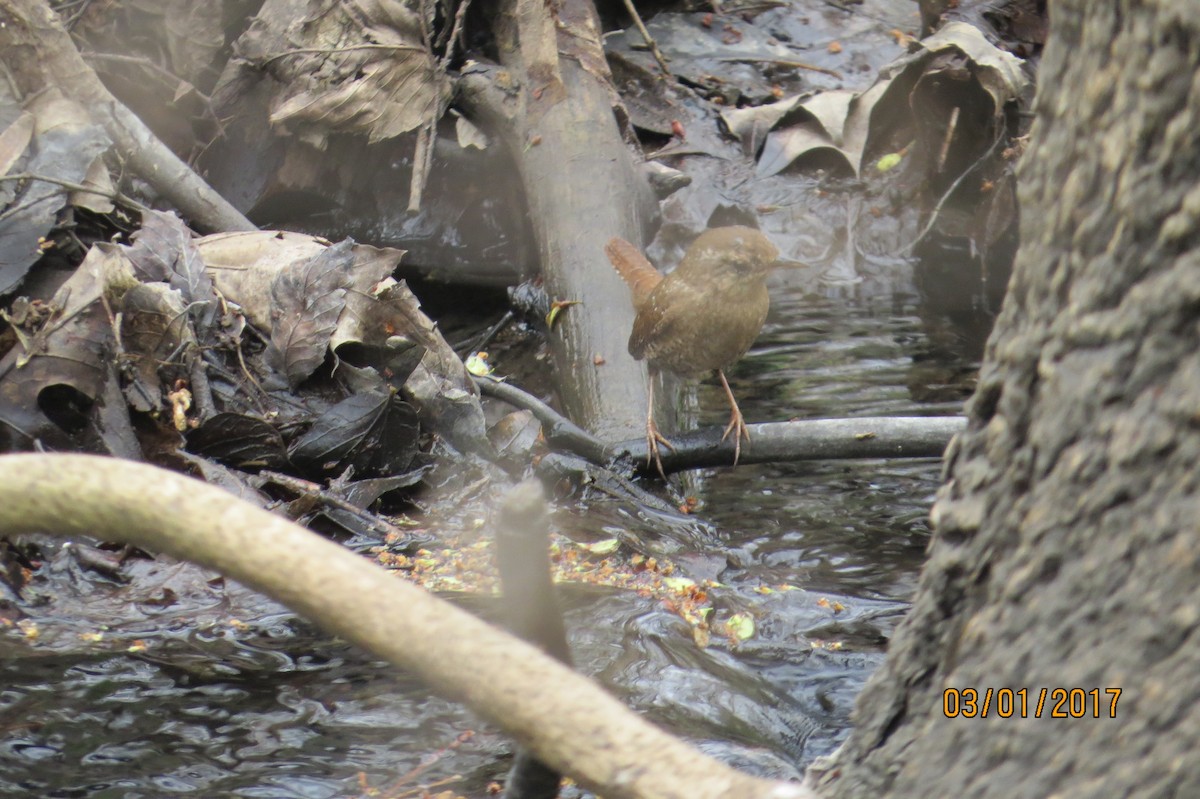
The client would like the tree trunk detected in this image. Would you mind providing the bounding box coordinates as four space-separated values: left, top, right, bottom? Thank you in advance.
458 0 658 443
815 4 1200 798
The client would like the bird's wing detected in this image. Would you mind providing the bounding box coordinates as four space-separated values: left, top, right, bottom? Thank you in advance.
627 281 690 365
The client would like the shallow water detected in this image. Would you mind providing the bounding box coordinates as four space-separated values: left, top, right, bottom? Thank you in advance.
601 274 972 768
0 267 981 797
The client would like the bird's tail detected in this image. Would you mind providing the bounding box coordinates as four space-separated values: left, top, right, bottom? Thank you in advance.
605 237 661 310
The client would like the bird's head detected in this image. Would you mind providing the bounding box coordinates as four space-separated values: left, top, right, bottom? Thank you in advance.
679 226 788 279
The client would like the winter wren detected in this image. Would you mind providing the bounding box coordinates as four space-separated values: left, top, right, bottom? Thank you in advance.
606 226 781 476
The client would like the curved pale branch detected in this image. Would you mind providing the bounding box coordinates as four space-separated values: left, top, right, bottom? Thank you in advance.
0 454 816 799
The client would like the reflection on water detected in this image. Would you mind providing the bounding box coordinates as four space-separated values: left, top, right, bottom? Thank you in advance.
0 270 980 797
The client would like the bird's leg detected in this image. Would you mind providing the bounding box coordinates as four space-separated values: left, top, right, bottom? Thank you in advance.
717 369 750 465
645 371 674 479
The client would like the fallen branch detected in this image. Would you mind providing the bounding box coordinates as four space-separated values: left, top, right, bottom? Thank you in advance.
456 0 659 443
616 416 965 474
258 469 420 541
0 0 256 233
0 453 816 799
478 374 963 473
475 376 613 464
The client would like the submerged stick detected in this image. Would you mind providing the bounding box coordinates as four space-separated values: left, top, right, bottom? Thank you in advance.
495 480 570 799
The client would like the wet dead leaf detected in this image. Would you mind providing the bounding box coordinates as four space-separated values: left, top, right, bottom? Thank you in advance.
160 0 225 81
545 299 581 328
0 94 108 296
465 351 493 376
288 388 418 477
196 230 330 330
264 240 352 389
237 0 452 147
0 245 121 447
70 155 116 214
915 22 1027 114
186 413 291 469
118 282 193 413
126 211 214 308
577 539 620 556
876 152 903 172
452 111 489 150
487 410 541 467
0 111 34 178
724 611 755 641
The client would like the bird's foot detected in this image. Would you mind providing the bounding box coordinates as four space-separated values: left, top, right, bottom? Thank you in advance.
646 417 675 480
720 406 750 465
717 370 750 466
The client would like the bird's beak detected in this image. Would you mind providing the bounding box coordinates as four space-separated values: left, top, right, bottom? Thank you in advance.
772 258 807 270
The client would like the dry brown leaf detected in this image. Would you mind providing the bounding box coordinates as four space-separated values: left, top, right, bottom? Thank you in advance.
240 0 451 147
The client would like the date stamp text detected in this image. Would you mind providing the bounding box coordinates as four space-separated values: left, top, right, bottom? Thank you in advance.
943 687 1122 718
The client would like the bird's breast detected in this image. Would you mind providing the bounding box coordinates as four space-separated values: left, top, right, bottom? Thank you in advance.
629 275 770 377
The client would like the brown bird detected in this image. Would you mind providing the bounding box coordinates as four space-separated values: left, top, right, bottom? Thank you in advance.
606 226 782 476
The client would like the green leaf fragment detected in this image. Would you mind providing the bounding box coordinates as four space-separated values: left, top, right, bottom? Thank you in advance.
579 538 621 555
876 152 903 172
725 612 755 640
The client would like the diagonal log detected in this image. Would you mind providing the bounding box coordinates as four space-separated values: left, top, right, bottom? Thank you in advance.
0 0 255 232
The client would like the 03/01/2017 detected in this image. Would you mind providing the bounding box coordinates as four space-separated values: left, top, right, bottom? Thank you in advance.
942 687 1122 719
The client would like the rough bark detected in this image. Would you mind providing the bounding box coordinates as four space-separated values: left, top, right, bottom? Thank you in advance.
817 4 1200 798
458 0 658 443
0 454 814 799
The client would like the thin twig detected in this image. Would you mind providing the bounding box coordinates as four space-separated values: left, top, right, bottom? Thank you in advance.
187 345 217 420
197 349 266 415
937 106 960 174
715 56 843 79
94 295 147 461
259 43 426 67
233 340 269 405
0 172 151 215
0 60 19 100
417 0 434 54
57 0 95 29
621 0 672 77
259 470 416 541
474 376 612 464
408 120 433 213
439 0 472 66
908 129 1008 251
455 309 514 355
